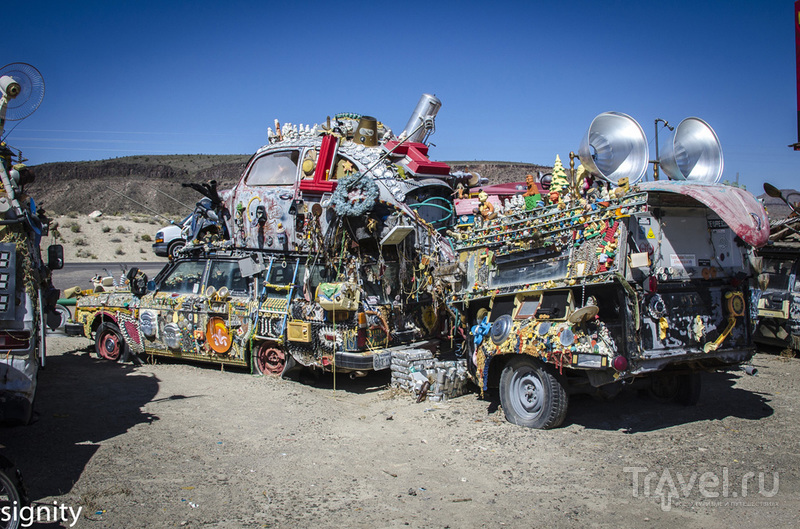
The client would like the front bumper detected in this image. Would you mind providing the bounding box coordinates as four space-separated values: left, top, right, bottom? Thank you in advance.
152 242 169 257
65 322 85 337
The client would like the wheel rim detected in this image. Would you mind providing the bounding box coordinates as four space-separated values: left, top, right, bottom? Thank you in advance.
509 367 545 420
256 346 285 375
0 469 22 526
99 331 121 360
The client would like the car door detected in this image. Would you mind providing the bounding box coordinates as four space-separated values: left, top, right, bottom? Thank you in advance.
203 259 253 361
139 259 209 355
231 149 300 250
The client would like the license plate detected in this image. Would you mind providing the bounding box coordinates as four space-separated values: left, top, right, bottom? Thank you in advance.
373 352 391 370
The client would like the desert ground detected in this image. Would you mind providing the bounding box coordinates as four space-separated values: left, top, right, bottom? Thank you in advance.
0 335 798 528
49 213 175 264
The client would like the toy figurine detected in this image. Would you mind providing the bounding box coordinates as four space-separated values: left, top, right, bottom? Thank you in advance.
477 189 497 220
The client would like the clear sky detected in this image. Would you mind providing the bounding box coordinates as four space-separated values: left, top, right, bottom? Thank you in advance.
3 0 797 193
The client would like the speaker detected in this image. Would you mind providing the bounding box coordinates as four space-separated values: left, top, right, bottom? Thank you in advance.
658 117 723 183
578 112 649 185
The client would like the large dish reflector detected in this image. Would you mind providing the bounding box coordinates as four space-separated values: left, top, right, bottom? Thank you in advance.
658 117 723 183
578 112 649 185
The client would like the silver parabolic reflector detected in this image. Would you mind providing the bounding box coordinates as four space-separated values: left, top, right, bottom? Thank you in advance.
658 117 723 183
578 112 649 185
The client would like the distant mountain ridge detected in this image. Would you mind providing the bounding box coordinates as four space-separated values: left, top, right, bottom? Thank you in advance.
28 154 793 223
28 155 550 217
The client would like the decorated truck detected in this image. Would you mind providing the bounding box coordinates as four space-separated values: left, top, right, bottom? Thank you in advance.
446 113 769 429
0 63 63 424
73 95 457 375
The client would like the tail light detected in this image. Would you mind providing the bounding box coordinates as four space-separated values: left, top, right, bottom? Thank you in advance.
357 312 367 349
612 355 628 372
0 330 32 350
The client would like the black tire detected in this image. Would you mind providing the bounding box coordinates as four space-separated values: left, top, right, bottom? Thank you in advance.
95 322 126 362
167 239 186 259
499 356 569 429
0 457 28 529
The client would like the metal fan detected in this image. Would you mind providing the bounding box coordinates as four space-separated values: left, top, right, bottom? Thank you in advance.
0 62 45 121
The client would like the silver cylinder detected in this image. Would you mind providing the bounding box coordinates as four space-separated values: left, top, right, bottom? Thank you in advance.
400 93 441 143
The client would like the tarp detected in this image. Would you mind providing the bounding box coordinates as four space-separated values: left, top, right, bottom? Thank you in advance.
638 181 770 248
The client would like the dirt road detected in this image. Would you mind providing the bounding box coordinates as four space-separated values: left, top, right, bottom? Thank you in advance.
1 337 798 528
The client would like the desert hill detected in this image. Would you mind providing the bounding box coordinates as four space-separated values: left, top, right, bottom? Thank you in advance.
27 154 551 218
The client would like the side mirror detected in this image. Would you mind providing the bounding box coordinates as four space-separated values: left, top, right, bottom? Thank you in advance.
47 244 64 270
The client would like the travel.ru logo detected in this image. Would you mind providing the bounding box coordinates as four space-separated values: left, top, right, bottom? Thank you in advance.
624 466 779 511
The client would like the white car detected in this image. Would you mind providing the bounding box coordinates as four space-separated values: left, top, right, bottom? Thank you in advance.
152 216 190 258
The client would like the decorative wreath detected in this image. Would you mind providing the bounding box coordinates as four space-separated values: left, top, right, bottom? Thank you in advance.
330 172 380 216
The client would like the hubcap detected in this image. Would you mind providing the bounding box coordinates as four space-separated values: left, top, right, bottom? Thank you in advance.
100 332 120 360
257 347 285 375
511 369 544 419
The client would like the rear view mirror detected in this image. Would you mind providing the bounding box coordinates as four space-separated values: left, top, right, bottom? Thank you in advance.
48 244 64 270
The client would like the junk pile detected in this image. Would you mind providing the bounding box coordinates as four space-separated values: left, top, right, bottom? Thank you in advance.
390 349 470 402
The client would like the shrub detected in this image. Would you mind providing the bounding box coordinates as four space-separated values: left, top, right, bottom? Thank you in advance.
101 225 111 233
69 223 81 233
115 246 125 256
74 237 88 246
116 226 130 234
140 234 152 242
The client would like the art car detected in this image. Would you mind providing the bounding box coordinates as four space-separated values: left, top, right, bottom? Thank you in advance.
72 95 459 375
0 63 63 424
445 113 769 429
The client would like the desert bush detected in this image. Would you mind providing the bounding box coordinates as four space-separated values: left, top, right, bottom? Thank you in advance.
101 225 111 233
141 234 152 242
74 237 88 246
116 226 130 234
69 223 81 233
115 246 125 255
76 249 97 259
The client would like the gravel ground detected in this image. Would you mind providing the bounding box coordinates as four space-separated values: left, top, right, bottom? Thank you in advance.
1 336 798 528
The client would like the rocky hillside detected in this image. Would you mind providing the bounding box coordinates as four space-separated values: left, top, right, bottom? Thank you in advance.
28 155 250 217
27 155 550 217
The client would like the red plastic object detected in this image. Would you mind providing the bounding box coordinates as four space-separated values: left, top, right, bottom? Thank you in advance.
383 141 450 175
300 134 339 193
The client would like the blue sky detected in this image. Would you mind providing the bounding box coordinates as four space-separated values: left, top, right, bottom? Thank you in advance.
3 0 797 193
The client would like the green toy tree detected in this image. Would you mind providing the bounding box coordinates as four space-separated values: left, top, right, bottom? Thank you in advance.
549 155 570 196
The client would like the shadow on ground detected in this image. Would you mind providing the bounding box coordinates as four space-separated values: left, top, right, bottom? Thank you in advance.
0 346 160 501
564 372 772 433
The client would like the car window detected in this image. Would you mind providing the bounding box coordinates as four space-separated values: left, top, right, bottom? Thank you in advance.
207 260 249 295
246 151 299 186
762 258 793 290
160 261 207 294
361 261 399 303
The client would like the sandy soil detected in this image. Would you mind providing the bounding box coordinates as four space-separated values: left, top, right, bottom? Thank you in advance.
48 213 175 263
0 337 797 528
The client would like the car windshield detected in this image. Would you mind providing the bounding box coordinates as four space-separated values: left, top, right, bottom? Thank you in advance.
160 260 207 294
762 258 793 291
207 260 249 295
246 151 299 186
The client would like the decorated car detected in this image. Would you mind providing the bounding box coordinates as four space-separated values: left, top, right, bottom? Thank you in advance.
74 95 458 375
445 113 769 429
